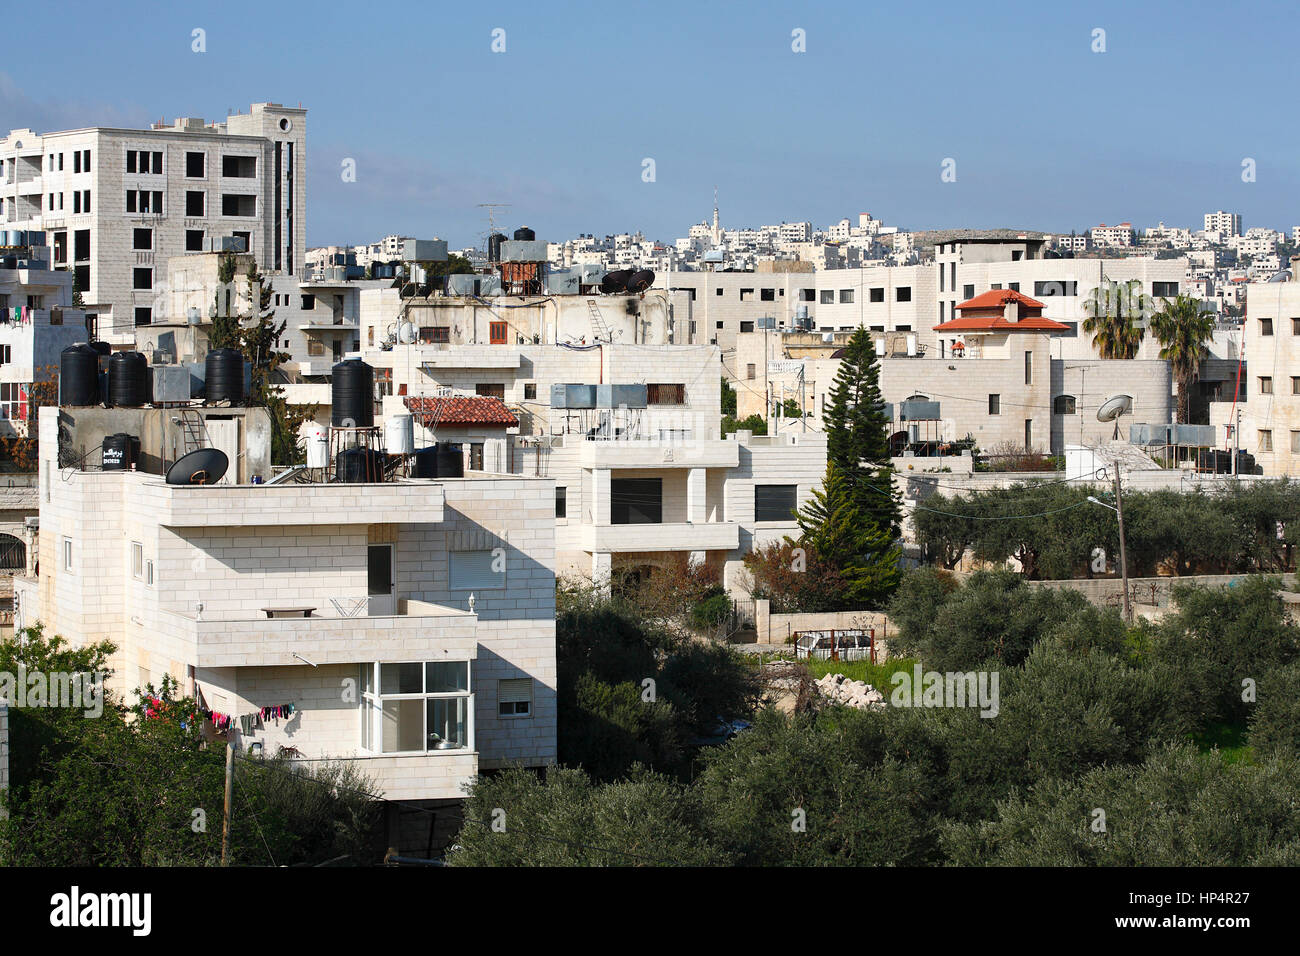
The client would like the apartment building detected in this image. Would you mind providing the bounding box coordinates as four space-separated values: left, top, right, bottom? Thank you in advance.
0 103 306 345
17 402 558 809
365 341 828 600
734 289 1175 456
668 240 1186 370
1212 270 1300 476
1204 210 1243 237
1090 223 1136 248
0 246 90 438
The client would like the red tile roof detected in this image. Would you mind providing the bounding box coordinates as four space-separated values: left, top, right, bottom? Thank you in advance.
404 396 519 428
954 288 1047 311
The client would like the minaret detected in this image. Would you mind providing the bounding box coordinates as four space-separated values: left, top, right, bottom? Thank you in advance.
712 186 720 245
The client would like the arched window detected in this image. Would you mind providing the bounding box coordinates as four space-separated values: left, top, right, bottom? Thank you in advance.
1054 394 1077 415
0 533 26 570
905 393 929 402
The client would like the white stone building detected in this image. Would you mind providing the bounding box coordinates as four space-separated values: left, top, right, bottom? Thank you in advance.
0 103 306 345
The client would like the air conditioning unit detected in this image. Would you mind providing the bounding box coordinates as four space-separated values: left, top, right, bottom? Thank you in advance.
24 516 38 529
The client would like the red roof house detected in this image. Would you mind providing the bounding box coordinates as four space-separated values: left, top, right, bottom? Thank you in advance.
934 288 1071 334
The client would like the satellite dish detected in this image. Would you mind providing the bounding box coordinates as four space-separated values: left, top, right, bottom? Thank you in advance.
397 321 417 344
1096 394 1133 423
1096 394 1133 440
166 448 229 485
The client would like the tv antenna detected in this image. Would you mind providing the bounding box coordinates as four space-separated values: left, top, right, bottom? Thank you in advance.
477 202 512 251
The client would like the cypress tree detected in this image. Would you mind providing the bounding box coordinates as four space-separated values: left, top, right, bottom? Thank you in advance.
795 463 901 608
822 327 899 537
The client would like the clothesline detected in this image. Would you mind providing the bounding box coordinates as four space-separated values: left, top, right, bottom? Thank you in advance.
195 684 300 734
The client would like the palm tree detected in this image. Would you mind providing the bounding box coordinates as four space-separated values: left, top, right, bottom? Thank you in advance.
1149 293 1215 424
1082 278 1151 359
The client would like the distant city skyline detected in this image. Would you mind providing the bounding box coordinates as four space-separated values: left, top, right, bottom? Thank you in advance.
5 0 1300 249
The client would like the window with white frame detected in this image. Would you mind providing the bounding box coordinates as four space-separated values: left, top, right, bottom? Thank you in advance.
62 537 72 572
146 559 154 587
498 678 533 718
360 661 473 754
449 549 505 590
131 542 143 578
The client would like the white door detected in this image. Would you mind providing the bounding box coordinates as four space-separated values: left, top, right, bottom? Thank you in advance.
368 544 396 616
205 418 240 485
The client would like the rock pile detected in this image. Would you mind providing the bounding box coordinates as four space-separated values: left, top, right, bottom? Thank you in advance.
816 673 886 710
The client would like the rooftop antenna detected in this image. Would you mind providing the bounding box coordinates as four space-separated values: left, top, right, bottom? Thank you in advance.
477 202 511 253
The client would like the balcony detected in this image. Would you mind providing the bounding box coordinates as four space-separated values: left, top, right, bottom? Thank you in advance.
580 520 739 554
139 478 446 527
157 600 478 669
579 439 739 470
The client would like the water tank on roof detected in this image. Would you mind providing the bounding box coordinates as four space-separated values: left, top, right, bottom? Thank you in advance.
59 343 101 406
101 433 139 471
204 348 245 404
386 414 415 455
335 446 384 483
303 421 329 469
331 358 375 427
513 226 535 242
107 351 149 407
488 232 508 262
412 443 464 479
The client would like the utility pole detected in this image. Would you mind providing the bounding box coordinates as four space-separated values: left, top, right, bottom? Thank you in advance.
1114 463 1131 624
221 737 234 866
1232 406 1241 476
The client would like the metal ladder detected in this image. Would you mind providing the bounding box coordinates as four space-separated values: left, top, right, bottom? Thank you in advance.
587 299 612 343
176 408 212 456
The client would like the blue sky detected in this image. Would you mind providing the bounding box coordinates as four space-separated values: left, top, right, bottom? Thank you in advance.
5 0 1299 249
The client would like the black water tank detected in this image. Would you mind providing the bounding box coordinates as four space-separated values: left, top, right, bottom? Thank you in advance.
412 446 438 478
107 351 149 407
88 341 111 358
59 343 101 406
101 433 139 471
601 269 634 294
205 348 245 404
331 359 375 428
436 442 464 478
626 269 655 293
335 446 383 483
488 232 507 262
513 226 535 242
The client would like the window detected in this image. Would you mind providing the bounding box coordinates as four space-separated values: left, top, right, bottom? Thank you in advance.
647 383 685 405
1260 430 1274 453
800 288 815 302
555 486 567 519
186 229 204 251
1292 377 1300 395
611 477 662 524
746 363 756 380
754 484 798 521
475 383 505 400
63 537 72 572
1292 431 1300 455
524 383 536 400
73 191 80 214
1054 395 1077 415
1260 376 1273 395
489 321 509 344
740 288 754 301
498 678 533 718
739 320 755 333
896 287 911 302
870 287 884 303
715 288 723 296
232 231 251 254
306 338 325 357
301 294 315 310
449 550 505 590
185 191 205 217
989 394 1000 415
1152 281 1178 297
760 288 775 301
963 284 975 299
820 290 835 304
1024 351 1033 385
1260 318 1274 336
133 268 152 291
185 151 205 178
839 289 854 304
1292 318 1300 336
0 346 9 365
132 228 152 251
469 443 484 471
221 194 256 217
418 326 450 344
222 155 257 178
74 151 82 174
132 542 143 578
134 307 152 327
146 560 154 587
1008 282 1020 292
0 383 23 420
1025 419 1033 449
361 661 472 754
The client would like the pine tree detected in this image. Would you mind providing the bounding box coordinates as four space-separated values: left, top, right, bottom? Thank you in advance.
795 463 901 609
822 327 899 537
